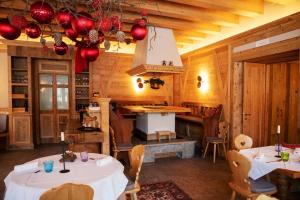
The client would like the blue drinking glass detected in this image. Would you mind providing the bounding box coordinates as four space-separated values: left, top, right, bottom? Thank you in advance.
43 160 54 173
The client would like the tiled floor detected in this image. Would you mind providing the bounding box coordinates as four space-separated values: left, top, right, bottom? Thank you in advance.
1 145 299 200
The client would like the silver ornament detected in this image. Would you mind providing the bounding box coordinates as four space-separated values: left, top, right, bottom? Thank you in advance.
116 31 125 42
104 39 110 50
89 29 99 43
53 33 62 46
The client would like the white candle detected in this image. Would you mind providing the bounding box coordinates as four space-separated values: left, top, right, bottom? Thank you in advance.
277 125 280 134
61 132 65 141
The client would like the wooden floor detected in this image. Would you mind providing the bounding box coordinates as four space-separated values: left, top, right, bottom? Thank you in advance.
0 144 299 200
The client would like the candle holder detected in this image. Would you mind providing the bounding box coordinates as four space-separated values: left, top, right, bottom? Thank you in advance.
275 133 281 158
60 141 70 173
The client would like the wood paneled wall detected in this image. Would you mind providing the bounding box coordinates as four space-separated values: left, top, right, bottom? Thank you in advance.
175 46 230 121
90 52 173 104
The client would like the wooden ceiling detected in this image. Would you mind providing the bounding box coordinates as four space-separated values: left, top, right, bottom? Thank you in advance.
0 0 294 49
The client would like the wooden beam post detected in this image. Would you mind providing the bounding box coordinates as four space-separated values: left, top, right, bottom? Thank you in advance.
230 62 243 147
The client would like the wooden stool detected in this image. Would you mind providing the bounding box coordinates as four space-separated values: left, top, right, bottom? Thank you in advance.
156 131 171 142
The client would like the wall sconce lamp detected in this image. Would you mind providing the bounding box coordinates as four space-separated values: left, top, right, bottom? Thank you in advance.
197 75 202 88
137 78 143 88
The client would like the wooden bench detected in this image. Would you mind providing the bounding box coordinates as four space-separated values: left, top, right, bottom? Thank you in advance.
175 102 223 147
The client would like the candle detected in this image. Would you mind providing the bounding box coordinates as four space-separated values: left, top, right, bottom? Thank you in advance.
277 125 280 134
61 132 65 141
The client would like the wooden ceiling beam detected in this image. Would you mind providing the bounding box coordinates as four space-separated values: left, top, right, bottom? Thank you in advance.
120 0 239 27
165 0 264 17
120 12 221 33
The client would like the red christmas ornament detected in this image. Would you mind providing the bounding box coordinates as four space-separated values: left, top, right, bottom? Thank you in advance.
65 27 78 41
56 8 74 28
71 12 94 35
131 24 147 40
80 46 99 62
30 1 54 24
54 42 68 55
25 22 41 39
111 16 121 30
140 9 148 17
136 18 147 27
99 17 112 32
91 0 103 8
98 31 104 44
10 15 28 29
0 19 21 40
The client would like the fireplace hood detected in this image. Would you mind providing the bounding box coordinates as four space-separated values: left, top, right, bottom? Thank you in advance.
127 27 183 77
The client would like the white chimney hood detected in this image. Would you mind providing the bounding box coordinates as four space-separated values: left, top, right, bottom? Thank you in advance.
127 27 184 76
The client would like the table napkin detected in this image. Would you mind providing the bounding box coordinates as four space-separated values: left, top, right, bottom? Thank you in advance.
96 156 113 167
14 162 38 173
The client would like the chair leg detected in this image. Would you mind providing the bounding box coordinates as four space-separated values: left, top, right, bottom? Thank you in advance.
113 151 118 159
222 143 227 160
230 190 236 200
130 192 137 200
203 142 209 158
213 143 217 163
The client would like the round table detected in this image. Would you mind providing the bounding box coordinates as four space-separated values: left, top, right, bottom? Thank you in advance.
4 153 128 200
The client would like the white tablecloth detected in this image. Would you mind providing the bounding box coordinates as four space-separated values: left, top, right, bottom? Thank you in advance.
240 146 300 180
4 153 128 200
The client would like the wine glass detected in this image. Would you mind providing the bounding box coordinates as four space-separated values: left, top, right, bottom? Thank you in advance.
281 152 289 168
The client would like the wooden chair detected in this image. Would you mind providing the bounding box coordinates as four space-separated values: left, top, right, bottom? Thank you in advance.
227 150 277 200
109 126 133 159
234 134 253 150
203 121 229 163
39 183 94 200
125 145 145 200
256 194 278 200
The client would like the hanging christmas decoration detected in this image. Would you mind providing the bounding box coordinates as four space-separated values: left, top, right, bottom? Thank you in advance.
0 19 21 40
65 27 78 41
89 29 99 44
56 8 74 28
99 17 112 32
1 0 153 70
54 42 68 55
71 11 94 35
53 32 63 46
9 15 28 29
104 39 110 50
25 22 41 39
98 31 105 44
80 46 99 62
131 24 147 40
116 30 125 42
30 1 54 24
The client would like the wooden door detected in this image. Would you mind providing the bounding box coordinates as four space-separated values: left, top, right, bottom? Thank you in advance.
37 61 70 143
11 114 33 147
243 62 267 147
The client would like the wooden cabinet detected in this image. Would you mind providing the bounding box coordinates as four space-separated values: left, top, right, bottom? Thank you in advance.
10 114 33 149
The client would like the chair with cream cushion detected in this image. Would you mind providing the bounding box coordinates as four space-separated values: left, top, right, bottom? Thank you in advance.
256 194 278 200
39 183 94 200
125 145 145 200
234 134 253 150
227 150 277 200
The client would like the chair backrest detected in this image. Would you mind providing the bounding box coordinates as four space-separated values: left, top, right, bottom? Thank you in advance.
234 134 253 150
227 150 251 193
129 145 145 187
39 183 94 200
109 126 118 151
218 121 229 141
0 114 8 133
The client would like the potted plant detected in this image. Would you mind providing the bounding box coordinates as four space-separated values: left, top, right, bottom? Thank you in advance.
144 78 165 89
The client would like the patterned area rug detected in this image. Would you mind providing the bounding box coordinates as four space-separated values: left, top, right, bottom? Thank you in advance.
137 181 192 200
